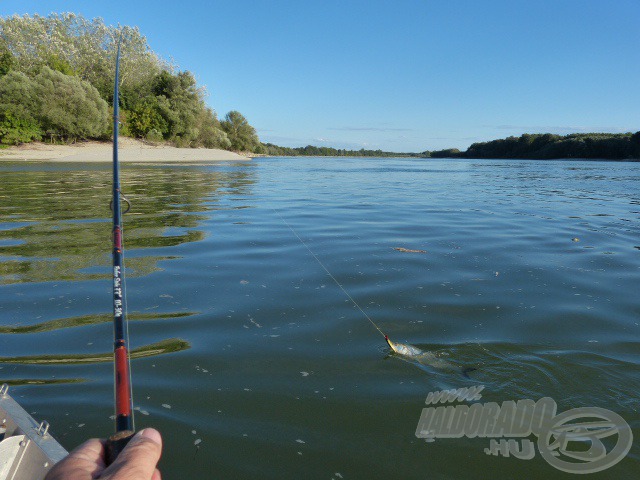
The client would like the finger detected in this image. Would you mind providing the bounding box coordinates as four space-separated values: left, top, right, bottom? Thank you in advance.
44 438 106 480
103 428 162 479
152 468 162 480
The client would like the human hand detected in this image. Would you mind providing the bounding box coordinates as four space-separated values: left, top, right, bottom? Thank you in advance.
45 428 162 480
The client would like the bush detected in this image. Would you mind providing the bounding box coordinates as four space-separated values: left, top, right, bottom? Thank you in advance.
145 128 164 144
126 97 169 139
0 71 39 121
0 112 42 145
33 67 109 141
0 71 42 144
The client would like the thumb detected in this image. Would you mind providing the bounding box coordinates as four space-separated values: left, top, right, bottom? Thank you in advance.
103 428 163 480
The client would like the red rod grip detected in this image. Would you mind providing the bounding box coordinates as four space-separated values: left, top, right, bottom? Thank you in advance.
115 346 131 417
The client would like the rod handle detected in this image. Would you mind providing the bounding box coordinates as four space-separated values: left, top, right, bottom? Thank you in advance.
106 429 135 465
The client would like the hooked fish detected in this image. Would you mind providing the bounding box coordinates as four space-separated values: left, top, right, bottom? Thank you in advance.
385 335 424 356
385 335 476 378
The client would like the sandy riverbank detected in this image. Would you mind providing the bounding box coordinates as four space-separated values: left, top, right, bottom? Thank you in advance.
0 138 251 162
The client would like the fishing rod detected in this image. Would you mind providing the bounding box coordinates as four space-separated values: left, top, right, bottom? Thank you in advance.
106 33 135 464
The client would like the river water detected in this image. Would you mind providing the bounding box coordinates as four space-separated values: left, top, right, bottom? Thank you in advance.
0 157 638 479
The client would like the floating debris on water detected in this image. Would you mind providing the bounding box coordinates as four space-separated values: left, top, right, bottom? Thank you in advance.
161 404 171 409
295 439 306 444
393 247 427 253
240 280 249 285
249 318 262 328
300 371 309 377
572 237 580 242
194 439 202 446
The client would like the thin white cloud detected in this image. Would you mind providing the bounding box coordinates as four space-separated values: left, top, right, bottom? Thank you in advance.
328 126 413 132
486 125 634 134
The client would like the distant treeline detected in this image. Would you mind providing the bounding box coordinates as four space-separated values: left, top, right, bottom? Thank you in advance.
428 132 640 160
263 132 640 160
261 143 420 157
0 13 260 151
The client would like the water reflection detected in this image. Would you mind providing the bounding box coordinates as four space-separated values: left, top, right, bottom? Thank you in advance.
0 162 254 376
2 378 85 386
0 164 256 285
0 338 190 364
2 158 639 479
0 311 196 334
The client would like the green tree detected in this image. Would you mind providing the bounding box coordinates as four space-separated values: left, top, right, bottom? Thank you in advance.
151 70 202 145
126 97 169 139
44 53 76 76
0 13 241 151
0 112 42 145
0 70 42 144
0 71 39 121
430 148 461 158
194 106 231 149
0 13 165 101
33 67 109 141
220 111 260 151
0 44 14 76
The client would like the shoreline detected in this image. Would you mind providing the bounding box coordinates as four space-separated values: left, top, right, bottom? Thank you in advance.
0 138 251 162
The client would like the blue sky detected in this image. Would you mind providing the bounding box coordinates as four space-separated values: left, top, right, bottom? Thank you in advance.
2 0 639 152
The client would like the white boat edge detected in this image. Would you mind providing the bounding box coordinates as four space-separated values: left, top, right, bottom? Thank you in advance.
0 384 68 480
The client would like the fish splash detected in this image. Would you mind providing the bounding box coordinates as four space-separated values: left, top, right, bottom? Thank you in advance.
385 335 476 378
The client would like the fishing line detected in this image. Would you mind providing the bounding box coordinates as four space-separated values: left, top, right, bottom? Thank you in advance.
273 208 386 339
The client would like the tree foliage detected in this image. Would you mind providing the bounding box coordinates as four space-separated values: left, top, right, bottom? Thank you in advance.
0 13 257 150
428 148 461 158
220 111 260 151
0 112 42 145
453 133 640 160
0 67 109 143
0 44 14 76
260 143 419 157
34 67 110 141
0 71 40 122
0 13 163 100
0 71 41 144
